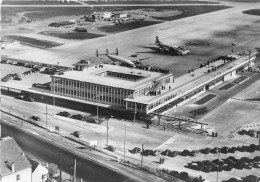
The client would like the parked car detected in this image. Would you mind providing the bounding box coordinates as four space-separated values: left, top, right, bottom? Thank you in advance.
31 115 40 121
70 114 83 120
57 111 71 117
71 131 82 138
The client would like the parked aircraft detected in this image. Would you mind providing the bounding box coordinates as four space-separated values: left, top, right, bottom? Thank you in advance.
96 48 136 67
155 36 191 56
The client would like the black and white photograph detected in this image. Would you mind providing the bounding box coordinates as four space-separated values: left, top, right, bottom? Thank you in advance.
1 0 260 181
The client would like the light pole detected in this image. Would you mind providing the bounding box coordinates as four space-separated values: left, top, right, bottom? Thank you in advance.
216 147 220 182
96 95 103 125
133 102 136 123
53 83 57 117
106 115 113 146
42 96 48 128
124 124 127 162
141 144 144 166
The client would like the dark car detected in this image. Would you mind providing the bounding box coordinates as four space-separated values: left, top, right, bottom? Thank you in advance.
71 131 82 138
70 114 83 120
31 115 40 121
57 111 71 117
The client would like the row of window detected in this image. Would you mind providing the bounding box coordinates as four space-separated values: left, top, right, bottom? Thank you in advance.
53 78 133 96
55 87 126 105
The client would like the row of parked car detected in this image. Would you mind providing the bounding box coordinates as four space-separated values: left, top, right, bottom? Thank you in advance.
238 129 260 138
128 144 260 158
186 156 260 173
1 73 22 82
56 111 98 123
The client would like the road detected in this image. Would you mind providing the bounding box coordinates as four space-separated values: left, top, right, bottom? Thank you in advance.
0 93 177 150
1 120 167 182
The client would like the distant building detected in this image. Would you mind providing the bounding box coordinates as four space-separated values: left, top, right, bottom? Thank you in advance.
29 158 48 182
1 41 20 49
102 12 113 19
0 136 32 182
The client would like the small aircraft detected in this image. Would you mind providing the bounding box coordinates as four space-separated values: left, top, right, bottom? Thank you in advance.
96 48 136 67
154 36 191 56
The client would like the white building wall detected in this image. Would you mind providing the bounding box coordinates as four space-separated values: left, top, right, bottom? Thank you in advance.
32 165 49 182
2 168 32 182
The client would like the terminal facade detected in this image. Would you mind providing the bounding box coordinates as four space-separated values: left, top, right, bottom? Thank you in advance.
51 51 257 114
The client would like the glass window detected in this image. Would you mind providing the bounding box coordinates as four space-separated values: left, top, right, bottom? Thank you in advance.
16 174 20 181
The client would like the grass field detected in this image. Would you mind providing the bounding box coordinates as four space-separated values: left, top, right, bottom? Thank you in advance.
1 5 229 21
218 83 235 91
39 31 105 40
98 20 162 33
87 1 220 5
243 9 260 16
194 94 216 105
4 35 63 48
2 0 80 5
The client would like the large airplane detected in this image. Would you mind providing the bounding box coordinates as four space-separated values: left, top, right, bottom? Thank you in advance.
96 48 136 67
155 36 191 56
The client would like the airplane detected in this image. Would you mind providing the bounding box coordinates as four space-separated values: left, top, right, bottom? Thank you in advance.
96 48 136 67
154 36 191 56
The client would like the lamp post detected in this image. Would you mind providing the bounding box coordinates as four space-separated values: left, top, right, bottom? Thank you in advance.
133 102 136 123
124 124 127 162
106 115 113 146
141 143 144 166
42 96 48 128
95 95 103 125
216 147 220 182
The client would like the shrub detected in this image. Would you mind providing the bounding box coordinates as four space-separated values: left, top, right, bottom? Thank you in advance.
170 170 179 178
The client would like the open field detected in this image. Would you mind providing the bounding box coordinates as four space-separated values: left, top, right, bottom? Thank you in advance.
1 5 228 21
4 35 63 48
39 31 105 40
2 0 80 5
87 1 221 5
243 9 260 16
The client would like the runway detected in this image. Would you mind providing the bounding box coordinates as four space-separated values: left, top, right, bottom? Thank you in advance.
3 2 260 74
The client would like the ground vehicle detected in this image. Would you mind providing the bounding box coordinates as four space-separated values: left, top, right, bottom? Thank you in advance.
70 114 84 120
16 94 33 102
31 115 40 121
57 111 71 117
72 131 82 138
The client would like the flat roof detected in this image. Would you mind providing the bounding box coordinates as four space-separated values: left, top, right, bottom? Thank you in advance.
52 64 169 90
126 53 254 104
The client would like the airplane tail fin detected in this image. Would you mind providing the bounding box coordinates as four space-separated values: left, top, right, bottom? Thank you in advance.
115 48 118 56
155 36 160 44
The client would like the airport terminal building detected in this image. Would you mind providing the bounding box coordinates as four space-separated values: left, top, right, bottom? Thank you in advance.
51 64 173 113
51 52 257 114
